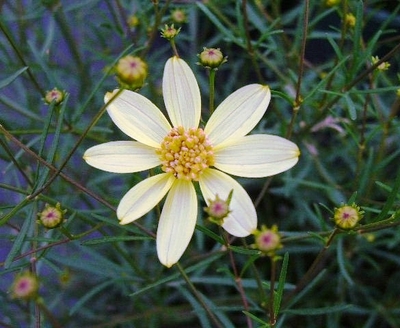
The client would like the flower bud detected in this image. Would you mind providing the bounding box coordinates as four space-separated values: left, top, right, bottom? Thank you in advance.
333 203 363 230
38 203 66 229
253 225 282 256
44 88 65 105
325 0 340 6
204 191 232 225
160 24 181 40
127 15 140 28
371 56 390 71
115 55 148 90
10 271 39 300
345 13 356 27
171 9 187 24
198 48 227 69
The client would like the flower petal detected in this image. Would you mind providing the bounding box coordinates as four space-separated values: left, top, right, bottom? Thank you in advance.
199 169 256 237
214 135 300 177
83 141 160 173
205 84 271 147
118 173 175 224
105 89 171 148
162 57 201 129
157 179 197 267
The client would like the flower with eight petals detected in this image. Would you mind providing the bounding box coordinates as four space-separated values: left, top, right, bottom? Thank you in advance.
83 56 300 267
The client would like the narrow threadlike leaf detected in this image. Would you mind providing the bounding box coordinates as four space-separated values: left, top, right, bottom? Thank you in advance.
274 252 290 316
0 67 28 89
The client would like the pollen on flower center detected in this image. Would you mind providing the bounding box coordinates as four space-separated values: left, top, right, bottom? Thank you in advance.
156 126 214 181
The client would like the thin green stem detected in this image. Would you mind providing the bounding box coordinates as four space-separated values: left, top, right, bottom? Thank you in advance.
209 69 216 114
269 258 277 327
26 90 123 201
170 39 179 57
320 0 349 107
36 298 63 328
175 262 224 328
0 123 154 238
287 0 310 139
283 228 339 307
141 0 172 57
315 42 400 120
0 19 45 96
221 230 252 328
254 176 273 208
0 126 112 210
50 4 89 95
0 138 33 187
241 0 263 83
241 239 269 316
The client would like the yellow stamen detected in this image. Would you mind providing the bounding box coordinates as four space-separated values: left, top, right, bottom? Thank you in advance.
156 126 214 181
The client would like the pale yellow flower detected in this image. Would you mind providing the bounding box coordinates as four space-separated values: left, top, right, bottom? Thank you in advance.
84 56 300 267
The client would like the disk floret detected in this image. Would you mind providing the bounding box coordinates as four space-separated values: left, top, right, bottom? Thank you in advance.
157 126 214 181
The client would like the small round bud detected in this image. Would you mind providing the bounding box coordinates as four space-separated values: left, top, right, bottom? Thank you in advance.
345 13 356 28
364 233 375 242
10 271 39 300
44 88 65 105
333 203 363 230
59 269 72 286
115 55 148 90
253 225 282 256
127 15 140 28
160 24 181 40
198 48 227 69
204 191 233 225
38 202 66 229
171 9 187 24
325 0 340 7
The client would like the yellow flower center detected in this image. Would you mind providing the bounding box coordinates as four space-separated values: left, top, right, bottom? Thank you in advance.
157 126 214 181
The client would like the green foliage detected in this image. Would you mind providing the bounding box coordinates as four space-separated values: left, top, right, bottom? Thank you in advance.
1 0 400 327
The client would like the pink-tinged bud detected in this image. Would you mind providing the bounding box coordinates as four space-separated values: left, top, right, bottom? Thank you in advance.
204 190 232 225
10 271 39 300
38 202 66 229
333 203 363 230
198 48 227 69
253 225 282 256
44 88 65 105
160 24 181 40
171 9 187 24
115 55 148 90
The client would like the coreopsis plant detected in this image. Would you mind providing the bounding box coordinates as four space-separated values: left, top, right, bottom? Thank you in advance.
84 56 300 267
